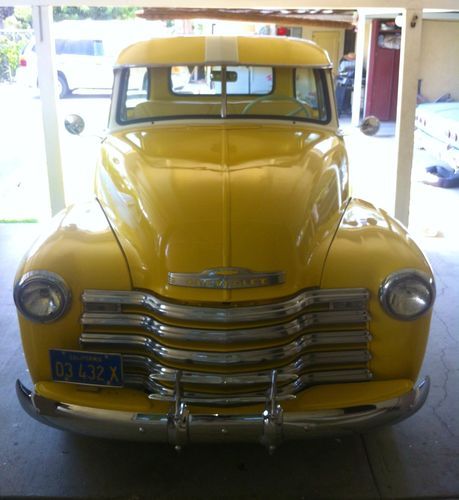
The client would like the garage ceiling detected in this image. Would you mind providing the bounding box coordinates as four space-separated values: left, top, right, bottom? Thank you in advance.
139 8 356 28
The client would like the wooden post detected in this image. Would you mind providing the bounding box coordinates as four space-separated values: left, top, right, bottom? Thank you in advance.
32 5 66 216
351 9 368 127
394 8 423 226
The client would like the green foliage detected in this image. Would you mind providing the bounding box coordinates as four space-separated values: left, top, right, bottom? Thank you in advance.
0 219 38 223
53 7 137 22
12 7 32 29
0 32 29 82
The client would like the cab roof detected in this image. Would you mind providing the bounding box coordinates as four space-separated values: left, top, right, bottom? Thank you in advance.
116 35 332 68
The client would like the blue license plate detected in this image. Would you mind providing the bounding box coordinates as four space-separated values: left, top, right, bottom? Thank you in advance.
50 349 123 387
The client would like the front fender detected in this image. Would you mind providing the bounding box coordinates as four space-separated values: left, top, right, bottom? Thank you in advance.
321 198 434 382
15 200 132 383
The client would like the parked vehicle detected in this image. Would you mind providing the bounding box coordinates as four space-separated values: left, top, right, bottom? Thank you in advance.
15 36 435 450
17 37 112 97
415 102 459 187
15 20 158 97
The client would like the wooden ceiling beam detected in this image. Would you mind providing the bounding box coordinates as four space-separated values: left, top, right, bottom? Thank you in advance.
139 8 356 28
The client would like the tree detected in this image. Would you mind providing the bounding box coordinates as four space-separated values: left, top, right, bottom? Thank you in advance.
0 7 14 29
53 7 137 22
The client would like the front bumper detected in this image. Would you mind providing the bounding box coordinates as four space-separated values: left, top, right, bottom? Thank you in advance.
16 377 429 450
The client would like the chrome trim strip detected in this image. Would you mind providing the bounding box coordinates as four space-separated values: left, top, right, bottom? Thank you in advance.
16 377 430 445
80 330 371 366
135 368 373 405
122 350 371 385
82 288 369 324
168 267 285 289
81 309 369 344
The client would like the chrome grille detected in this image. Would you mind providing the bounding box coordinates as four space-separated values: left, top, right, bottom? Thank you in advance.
81 288 372 405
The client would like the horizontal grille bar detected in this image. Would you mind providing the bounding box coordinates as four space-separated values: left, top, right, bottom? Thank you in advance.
80 330 371 366
123 350 371 385
81 309 369 344
82 288 369 324
123 368 373 405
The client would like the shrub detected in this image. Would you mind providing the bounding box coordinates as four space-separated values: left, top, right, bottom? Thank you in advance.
0 31 31 82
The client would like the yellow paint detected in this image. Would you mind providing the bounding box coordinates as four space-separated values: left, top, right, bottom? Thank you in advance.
117 36 331 67
312 31 342 73
321 198 434 382
15 36 434 419
15 200 131 383
96 123 349 303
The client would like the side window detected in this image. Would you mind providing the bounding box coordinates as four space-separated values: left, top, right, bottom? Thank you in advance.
75 40 94 56
295 68 328 121
93 40 104 56
295 68 317 106
121 67 150 119
55 40 64 54
59 40 94 56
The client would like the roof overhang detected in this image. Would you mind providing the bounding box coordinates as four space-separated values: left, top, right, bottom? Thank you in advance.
138 8 356 28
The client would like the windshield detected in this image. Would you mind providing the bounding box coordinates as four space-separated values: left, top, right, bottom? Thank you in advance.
116 64 330 124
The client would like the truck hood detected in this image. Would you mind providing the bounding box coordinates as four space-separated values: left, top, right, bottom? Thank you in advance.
97 123 348 302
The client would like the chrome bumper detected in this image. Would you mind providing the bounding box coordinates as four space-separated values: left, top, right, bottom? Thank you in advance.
16 377 429 451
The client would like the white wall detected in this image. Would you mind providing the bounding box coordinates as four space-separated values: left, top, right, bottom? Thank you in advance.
419 20 459 101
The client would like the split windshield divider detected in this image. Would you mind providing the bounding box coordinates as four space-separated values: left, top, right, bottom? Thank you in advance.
220 66 227 119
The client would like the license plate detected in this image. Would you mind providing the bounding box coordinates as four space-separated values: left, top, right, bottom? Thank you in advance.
50 349 123 387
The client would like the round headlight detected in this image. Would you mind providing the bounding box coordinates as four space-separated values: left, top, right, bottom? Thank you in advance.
14 271 71 323
379 269 435 320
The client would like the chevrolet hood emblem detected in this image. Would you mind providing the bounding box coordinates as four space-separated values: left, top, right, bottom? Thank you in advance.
168 267 285 289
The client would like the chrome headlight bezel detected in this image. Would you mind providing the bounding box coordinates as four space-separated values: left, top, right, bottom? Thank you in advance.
379 269 435 321
14 271 72 323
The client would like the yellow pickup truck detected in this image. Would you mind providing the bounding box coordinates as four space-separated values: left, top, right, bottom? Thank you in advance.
15 35 434 452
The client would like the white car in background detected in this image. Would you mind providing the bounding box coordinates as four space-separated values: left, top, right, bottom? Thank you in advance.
15 20 162 98
17 37 115 97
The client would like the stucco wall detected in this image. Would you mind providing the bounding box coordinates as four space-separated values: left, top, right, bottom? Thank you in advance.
302 26 345 70
419 20 459 101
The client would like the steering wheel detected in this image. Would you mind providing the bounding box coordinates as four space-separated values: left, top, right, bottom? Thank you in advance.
241 95 311 117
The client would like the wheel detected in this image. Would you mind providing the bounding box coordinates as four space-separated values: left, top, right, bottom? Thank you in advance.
241 95 311 118
57 73 70 98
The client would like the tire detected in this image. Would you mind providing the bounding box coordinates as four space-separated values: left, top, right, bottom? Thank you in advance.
57 73 70 98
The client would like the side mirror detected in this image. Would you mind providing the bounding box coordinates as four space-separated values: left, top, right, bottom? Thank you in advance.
64 114 85 136
359 115 380 136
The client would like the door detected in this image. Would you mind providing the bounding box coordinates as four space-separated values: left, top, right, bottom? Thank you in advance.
365 20 401 121
312 31 341 72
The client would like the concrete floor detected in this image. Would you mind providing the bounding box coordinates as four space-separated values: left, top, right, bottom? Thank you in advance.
1 225 458 497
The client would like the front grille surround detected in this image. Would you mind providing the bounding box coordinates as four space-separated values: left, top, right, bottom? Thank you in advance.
81 287 372 406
